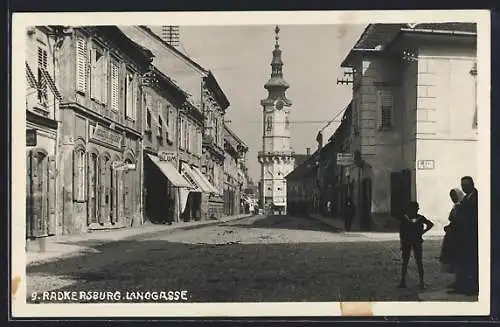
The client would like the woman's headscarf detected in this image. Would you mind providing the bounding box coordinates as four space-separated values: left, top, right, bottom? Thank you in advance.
450 188 465 204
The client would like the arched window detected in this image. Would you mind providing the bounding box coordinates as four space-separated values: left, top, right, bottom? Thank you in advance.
73 145 86 202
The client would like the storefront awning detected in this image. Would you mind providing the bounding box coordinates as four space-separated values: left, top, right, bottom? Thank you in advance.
146 154 191 188
190 166 221 195
180 162 205 193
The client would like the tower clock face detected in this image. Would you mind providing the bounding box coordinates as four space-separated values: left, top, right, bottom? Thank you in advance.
275 100 284 110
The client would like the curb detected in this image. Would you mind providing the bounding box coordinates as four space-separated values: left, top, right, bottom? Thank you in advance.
27 214 252 267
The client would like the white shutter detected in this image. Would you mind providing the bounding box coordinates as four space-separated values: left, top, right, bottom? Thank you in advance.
90 47 97 99
376 89 394 129
110 60 119 111
101 54 108 104
132 77 137 120
76 36 88 93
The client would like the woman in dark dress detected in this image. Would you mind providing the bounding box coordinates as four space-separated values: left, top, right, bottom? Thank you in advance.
439 188 465 275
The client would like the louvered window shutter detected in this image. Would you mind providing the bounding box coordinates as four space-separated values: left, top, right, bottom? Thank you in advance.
132 78 137 120
76 36 88 93
110 61 120 111
101 53 108 104
73 150 80 201
37 47 48 104
377 89 394 129
90 47 97 100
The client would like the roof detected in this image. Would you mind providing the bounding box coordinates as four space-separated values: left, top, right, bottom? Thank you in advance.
293 154 309 168
90 26 155 67
138 25 208 75
224 123 247 148
204 71 230 110
341 22 477 67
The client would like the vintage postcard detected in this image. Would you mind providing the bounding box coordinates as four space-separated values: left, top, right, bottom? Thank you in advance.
11 9 490 318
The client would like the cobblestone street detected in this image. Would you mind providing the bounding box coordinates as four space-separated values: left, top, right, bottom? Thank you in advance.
27 214 453 303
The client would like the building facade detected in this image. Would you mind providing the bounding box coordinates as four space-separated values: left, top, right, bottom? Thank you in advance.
224 124 249 216
340 23 478 230
142 67 195 224
53 26 153 236
286 150 319 216
201 73 228 219
120 26 218 221
25 26 62 245
258 26 295 215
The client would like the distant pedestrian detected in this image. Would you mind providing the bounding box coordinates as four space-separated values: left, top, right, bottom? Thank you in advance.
397 201 434 289
450 176 478 296
439 188 465 279
343 197 355 231
326 201 332 216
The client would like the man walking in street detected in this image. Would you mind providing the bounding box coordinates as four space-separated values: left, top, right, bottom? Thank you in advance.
343 197 355 231
397 201 434 290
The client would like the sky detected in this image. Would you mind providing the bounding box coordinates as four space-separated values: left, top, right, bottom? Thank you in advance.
176 24 366 183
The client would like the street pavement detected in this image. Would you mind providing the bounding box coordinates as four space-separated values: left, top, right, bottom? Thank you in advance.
26 214 468 303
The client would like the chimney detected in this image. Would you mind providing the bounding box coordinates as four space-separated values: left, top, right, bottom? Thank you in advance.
161 25 180 47
306 147 311 157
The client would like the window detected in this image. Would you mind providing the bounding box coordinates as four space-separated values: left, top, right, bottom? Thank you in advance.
179 118 185 150
125 70 136 120
90 44 108 104
266 115 273 132
110 59 120 111
76 36 88 94
158 115 163 138
37 47 48 105
73 149 86 202
197 128 202 155
376 89 393 129
186 122 191 152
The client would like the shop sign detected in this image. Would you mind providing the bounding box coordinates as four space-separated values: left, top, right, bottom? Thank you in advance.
337 153 354 166
26 129 37 146
91 124 122 148
159 151 177 163
417 160 435 170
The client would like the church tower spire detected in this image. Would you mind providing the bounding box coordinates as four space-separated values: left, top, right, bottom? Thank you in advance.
263 25 291 105
258 25 295 216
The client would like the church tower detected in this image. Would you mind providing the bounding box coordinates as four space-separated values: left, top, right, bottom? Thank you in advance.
258 26 295 215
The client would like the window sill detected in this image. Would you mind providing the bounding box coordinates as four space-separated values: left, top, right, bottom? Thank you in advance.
377 126 393 132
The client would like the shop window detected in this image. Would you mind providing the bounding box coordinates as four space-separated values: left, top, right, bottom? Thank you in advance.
73 147 86 202
90 44 108 104
87 151 100 225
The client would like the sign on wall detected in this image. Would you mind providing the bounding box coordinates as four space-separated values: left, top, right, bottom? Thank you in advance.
337 153 354 166
91 124 123 148
26 129 37 146
417 160 435 170
159 151 177 163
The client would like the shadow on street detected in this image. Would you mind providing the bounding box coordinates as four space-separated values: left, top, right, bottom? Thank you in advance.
226 214 343 233
27 236 458 303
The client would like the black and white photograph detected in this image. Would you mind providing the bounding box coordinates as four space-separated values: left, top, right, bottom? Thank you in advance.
11 10 490 317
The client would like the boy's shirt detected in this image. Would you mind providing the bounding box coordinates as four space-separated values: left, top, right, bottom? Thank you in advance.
399 214 433 243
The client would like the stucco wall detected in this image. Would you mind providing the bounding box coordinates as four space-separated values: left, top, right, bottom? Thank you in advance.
415 46 478 229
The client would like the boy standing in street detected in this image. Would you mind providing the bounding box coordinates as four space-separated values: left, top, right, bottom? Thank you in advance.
398 201 435 289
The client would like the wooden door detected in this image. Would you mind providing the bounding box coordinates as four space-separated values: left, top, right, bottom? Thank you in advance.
28 150 49 238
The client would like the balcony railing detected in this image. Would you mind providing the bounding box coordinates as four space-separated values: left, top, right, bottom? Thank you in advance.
257 150 295 158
